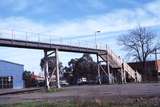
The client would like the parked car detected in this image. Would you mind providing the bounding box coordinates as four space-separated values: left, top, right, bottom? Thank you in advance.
60 80 69 87
77 77 87 85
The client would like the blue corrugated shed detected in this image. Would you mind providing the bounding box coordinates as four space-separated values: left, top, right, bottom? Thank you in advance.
0 60 24 89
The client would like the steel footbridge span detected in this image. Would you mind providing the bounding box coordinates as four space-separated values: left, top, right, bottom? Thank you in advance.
0 38 142 87
0 29 142 88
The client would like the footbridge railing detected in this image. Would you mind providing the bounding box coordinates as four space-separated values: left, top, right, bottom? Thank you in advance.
0 29 142 82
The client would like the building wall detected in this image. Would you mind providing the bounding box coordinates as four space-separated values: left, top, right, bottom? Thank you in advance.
0 60 24 89
156 60 160 73
128 60 159 82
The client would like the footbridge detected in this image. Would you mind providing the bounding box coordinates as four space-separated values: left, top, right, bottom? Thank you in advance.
0 30 142 88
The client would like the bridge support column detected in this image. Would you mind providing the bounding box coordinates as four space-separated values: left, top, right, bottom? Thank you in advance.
106 44 112 84
97 54 101 85
123 71 127 83
43 49 61 90
44 50 50 90
121 63 124 84
135 70 137 82
120 69 123 84
107 61 112 84
121 63 126 84
55 49 60 88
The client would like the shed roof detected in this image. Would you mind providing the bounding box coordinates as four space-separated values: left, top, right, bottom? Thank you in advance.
0 60 24 66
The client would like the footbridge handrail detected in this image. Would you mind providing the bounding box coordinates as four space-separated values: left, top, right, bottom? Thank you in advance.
0 29 142 82
106 46 142 82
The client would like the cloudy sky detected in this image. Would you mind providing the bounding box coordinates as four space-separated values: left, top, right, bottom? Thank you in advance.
0 0 160 74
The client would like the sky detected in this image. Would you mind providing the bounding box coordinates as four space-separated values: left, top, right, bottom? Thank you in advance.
0 0 160 74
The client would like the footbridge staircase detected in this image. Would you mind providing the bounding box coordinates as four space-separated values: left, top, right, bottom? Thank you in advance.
98 47 142 82
0 29 142 88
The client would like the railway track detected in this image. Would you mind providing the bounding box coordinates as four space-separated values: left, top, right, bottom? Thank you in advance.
0 88 41 95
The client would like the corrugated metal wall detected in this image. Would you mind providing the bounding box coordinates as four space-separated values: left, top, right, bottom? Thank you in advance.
0 60 24 89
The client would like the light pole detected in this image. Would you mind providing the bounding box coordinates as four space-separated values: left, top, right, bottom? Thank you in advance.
95 31 101 49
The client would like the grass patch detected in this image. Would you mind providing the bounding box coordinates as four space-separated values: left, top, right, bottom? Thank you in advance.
0 100 159 107
47 88 63 93
0 102 74 107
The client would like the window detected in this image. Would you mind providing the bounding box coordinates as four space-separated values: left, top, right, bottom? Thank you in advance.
0 76 13 89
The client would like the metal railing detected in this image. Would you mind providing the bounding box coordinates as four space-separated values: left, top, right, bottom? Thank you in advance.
0 29 142 81
106 46 142 81
0 29 105 50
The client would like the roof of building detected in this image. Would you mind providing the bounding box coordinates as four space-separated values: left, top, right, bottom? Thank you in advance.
128 59 160 73
0 60 24 66
128 59 160 64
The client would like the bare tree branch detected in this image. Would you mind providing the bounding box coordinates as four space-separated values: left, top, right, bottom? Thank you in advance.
118 26 159 62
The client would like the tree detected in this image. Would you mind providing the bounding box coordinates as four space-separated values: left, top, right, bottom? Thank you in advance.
23 71 37 88
118 26 160 80
40 57 64 87
22 71 32 81
40 57 63 75
118 26 159 62
64 53 97 84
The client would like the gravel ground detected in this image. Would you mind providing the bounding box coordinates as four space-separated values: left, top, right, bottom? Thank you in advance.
0 83 160 104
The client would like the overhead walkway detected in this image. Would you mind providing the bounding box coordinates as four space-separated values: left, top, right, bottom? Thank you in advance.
0 29 142 88
0 38 142 83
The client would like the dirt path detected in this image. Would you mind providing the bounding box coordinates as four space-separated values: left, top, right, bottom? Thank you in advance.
0 83 160 104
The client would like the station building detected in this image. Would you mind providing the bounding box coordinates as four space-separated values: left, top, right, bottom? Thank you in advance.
0 60 24 89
